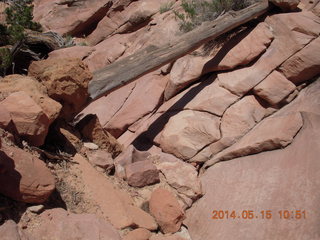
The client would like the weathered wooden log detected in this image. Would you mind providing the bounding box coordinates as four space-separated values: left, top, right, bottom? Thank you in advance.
88 1 269 100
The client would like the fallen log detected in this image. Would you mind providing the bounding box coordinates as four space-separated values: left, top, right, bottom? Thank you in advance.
88 1 269 100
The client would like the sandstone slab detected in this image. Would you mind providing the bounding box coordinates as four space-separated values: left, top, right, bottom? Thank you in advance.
159 110 221 160
73 154 157 230
253 70 296 105
33 0 113 36
203 22 274 72
158 77 239 117
205 112 303 168
48 46 94 60
105 72 168 138
221 95 268 139
186 112 320 240
218 12 320 96
279 37 320 85
75 81 136 128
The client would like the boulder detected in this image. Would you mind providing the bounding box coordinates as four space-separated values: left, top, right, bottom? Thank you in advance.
0 91 50 146
270 0 300 11
73 154 157 230
125 160 160 187
28 58 92 120
279 37 320 85
159 110 221 160
253 70 296 105
186 111 320 240
220 95 269 139
0 144 55 203
123 228 152 240
149 188 185 234
27 208 121 240
0 74 62 124
0 220 31 240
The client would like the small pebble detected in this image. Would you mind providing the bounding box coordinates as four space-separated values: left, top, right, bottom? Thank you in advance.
83 142 99 150
28 205 45 214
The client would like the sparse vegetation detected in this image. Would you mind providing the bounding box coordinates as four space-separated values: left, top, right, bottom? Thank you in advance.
174 0 251 32
160 1 175 14
0 47 11 76
0 0 42 75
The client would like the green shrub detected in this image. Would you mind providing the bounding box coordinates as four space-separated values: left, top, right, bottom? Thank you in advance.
160 1 175 14
0 47 12 76
174 0 251 33
1 0 41 45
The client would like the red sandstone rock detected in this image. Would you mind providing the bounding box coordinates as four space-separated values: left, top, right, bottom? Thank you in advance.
206 112 303 167
48 46 94 60
28 208 121 240
125 160 160 187
104 72 168 138
33 0 113 36
218 12 320 96
1 92 50 146
86 149 114 172
0 104 12 130
0 220 31 240
270 0 300 11
28 58 92 120
279 37 320 85
0 144 55 203
73 154 157 230
186 111 320 240
253 70 296 105
163 22 273 100
0 74 62 124
114 145 151 179
156 159 202 201
123 228 152 240
160 110 221 160
221 95 269 139
149 188 185 234
150 236 187 240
